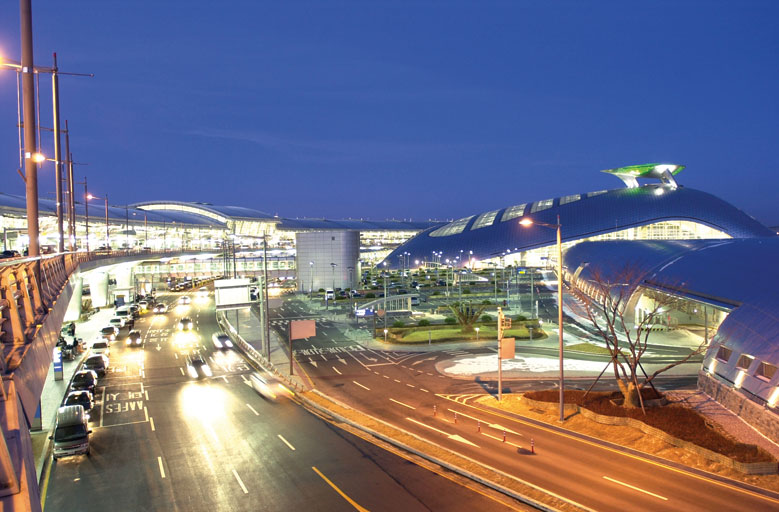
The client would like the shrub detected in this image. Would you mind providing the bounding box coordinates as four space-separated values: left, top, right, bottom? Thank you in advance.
444 317 457 325
462 288 471 294
318 288 326 293
392 320 405 328
515 314 528 321
481 300 491 305
418 319 431 327
481 314 492 323
431 291 441 296
365 293 376 299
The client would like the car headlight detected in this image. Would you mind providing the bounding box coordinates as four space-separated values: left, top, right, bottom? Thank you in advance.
126 338 131 345
225 340 233 348
187 366 198 379
203 365 212 377
213 339 222 348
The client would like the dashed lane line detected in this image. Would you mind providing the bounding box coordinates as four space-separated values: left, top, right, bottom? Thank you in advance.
158 457 166 479
333 367 342 375
232 469 249 494
278 434 296 451
602 476 668 501
246 404 260 416
353 381 370 391
389 398 416 410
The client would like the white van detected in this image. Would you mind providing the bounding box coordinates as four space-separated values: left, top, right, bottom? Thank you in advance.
325 289 335 300
50 405 91 459
410 295 420 306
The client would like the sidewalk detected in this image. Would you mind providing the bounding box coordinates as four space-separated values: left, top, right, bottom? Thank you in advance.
31 307 118 482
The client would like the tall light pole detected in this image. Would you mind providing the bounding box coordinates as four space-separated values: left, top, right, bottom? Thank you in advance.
80 178 90 253
330 262 337 291
20 0 41 261
309 261 314 298
520 215 565 422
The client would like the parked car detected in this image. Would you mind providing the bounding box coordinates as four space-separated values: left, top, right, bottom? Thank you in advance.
126 330 143 347
91 339 110 357
50 405 91 459
70 370 98 394
83 354 109 377
0 250 20 259
64 390 94 415
100 326 118 341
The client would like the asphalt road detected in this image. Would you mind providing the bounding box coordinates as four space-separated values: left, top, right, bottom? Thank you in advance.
275 296 779 512
44 292 525 512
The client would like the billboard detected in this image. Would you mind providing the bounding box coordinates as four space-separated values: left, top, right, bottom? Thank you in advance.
214 278 252 311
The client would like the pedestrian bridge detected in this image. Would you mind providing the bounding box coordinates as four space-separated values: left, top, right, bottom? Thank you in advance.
357 294 414 314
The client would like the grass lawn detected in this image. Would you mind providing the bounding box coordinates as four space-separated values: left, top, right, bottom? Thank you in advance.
565 342 612 355
382 325 548 343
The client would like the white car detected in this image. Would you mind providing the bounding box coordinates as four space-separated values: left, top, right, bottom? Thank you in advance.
109 317 126 329
179 296 191 305
212 333 233 349
249 372 291 401
91 339 110 357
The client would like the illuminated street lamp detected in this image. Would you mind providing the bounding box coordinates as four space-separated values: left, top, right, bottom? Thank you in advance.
475 326 480 341
520 215 565 422
383 328 388 343
87 193 109 249
309 261 314 298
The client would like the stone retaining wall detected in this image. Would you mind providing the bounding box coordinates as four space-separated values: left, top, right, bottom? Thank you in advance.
521 395 778 475
698 371 779 446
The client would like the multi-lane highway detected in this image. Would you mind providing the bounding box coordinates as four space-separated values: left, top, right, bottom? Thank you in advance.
44 292 524 511
277 296 779 512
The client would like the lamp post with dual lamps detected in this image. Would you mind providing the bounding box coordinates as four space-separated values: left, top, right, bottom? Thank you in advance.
520 215 565 422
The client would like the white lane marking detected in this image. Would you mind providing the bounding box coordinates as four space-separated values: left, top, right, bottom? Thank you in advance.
174 353 178 359
420 389 430 393
246 404 259 416
393 379 401 383
405 417 479 447
389 398 415 410
144 390 149 401
150 417 156 431
332 367 342 375
99 388 105 428
480 431 522 448
144 407 149 422
406 383 415 388
232 469 249 494
320 354 327 361
353 381 370 391
240 374 249 383
602 476 668 500
179 367 185 375
158 456 166 479
277 434 296 451
383 375 390 379
140 382 144 393
222 376 229 383
310 360 318 368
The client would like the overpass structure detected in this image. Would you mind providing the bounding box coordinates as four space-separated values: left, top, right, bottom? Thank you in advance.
0 249 196 510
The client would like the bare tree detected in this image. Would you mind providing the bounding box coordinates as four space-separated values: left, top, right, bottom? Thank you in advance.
569 264 706 410
448 301 488 333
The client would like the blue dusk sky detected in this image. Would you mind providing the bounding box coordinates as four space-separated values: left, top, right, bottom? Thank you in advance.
1 1 778 225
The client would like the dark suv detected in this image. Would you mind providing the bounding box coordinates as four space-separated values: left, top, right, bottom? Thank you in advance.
71 370 98 394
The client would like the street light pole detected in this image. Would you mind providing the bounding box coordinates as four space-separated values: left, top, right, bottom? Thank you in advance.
520 214 565 422
81 177 89 253
309 261 314 298
104 196 109 248
51 53 64 253
20 0 40 261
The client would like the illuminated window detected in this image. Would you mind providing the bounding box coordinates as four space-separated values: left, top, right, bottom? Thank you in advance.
715 346 732 363
501 204 526 222
471 210 499 230
559 194 581 205
530 199 554 213
756 362 778 382
735 353 754 370
429 216 474 237
586 190 608 197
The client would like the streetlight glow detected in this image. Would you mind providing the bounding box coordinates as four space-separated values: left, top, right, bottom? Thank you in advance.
519 218 533 227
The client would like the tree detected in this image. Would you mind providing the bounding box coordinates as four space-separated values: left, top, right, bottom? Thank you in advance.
569 264 706 411
447 301 488 333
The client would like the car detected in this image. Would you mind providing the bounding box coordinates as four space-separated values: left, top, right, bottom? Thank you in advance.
249 372 291 401
109 317 125 330
128 305 140 318
178 317 193 331
70 370 98 394
153 303 167 314
0 250 20 259
211 333 233 350
126 330 143 347
198 286 208 298
91 340 110 357
350 290 362 298
179 295 191 305
138 301 149 312
185 354 212 379
50 405 91 459
83 354 109 377
100 326 118 341
64 390 94 415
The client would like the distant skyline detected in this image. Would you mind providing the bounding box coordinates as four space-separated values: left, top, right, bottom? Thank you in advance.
1 1 778 225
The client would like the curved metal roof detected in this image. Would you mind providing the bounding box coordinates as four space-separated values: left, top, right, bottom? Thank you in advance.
131 201 275 222
0 193 220 227
276 218 441 231
563 238 779 402
380 184 774 268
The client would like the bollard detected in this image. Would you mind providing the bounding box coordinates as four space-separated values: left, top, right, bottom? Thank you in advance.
503 430 506 443
454 412 458 424
433 404 437 417
477 420 481 432
531 438 535 454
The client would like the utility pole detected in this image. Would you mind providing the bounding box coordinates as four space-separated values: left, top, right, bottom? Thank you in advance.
262 232 270 358
65 129 75 250
20 0 40 263
51 53 64 252
79 177 89 253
